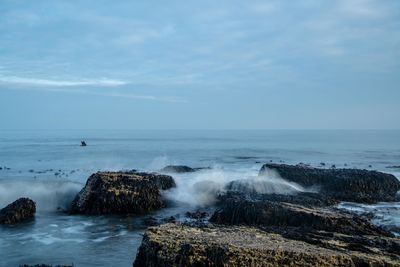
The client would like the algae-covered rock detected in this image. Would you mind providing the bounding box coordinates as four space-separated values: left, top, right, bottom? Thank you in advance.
0 198 36 224
133 224 400 267
70 171 175 215
260 164 400 203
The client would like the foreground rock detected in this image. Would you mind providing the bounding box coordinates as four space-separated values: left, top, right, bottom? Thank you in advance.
210 192 390 236
134 224 400 267
260 163 400 203
70 171 175 215
0 198 36 224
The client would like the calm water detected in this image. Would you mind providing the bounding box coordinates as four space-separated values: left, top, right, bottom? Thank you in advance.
0 130 399 266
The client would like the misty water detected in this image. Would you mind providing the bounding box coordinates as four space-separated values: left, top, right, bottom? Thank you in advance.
0 130 399 266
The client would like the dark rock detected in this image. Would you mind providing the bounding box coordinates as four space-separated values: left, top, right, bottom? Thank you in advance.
161 165 196 173
387 165 400 169
260 163 400 203
164 216 177 224
225 177 306 195
80 141 87 146
234 156 258 160
161 165 211 173
133 224 400 267
210 192 389 236
0 198 36 224
185 210 209 220
143 216 159 226
20 265 74 267
70 171 175 215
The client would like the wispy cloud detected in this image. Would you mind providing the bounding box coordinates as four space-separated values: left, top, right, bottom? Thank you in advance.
0 75 186 103
0 75 128 87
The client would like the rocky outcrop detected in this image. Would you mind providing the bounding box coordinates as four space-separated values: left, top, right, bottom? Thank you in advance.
260 163 400 203
0 198 36 224
161 165 197 173
210 192 390 236
160 165 210 173
70 171 175 215
133 224 400 267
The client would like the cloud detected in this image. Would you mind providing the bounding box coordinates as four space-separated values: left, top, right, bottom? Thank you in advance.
0 75 128 87
337 0 387 18
0 75 186 103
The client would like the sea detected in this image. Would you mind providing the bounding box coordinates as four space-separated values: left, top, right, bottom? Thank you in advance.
0 129 399 266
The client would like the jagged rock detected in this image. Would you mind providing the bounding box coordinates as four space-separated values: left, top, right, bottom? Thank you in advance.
70 171 175 215
0 198 36 224
260 164 400 203
133 224 400 267
210 192 389 236
185 210 209 220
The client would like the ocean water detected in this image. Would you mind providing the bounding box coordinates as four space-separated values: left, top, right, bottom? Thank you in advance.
0 130 399 266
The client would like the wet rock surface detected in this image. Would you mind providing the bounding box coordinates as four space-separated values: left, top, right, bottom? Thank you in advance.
260 163 400 203
133 162 400 266
70 171 175 215
133 224 400 267
160 165 210 173
210 192 390 236
0 198 36 224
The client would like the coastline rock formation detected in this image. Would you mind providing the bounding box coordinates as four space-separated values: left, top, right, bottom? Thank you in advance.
133 163 400 266
0 198 36 224
210 192 390 236
70 171 175 215
260 163 400 203
134 224 400 267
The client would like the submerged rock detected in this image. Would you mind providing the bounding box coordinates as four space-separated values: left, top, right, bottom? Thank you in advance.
260 163 400 203
133 224 400 267
70 171 175 215
0 198 36 224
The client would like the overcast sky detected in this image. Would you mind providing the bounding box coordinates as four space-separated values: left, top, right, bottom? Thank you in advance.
0 0 399 129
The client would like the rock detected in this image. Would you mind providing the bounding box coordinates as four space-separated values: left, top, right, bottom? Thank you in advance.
225 177 306 195
185 210 209 220
160 165 210 173
210 192 390 236
143 216 159 226
160 165 196 173
0 198 36 224
260 164 400 203
133 224 400 267
164 216 177 224
387 165 400 169
20 265 74 267
70 171 175 215
80 141 87 146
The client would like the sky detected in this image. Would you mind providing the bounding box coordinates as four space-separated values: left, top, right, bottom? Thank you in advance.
0 0 399 130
